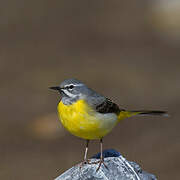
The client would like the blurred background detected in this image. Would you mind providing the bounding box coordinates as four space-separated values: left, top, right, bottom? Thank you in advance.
1 0 180 179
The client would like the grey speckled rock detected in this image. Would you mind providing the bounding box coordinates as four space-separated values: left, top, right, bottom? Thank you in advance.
55 150 157 180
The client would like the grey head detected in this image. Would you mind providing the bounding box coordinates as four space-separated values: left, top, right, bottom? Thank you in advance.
49 78 105 105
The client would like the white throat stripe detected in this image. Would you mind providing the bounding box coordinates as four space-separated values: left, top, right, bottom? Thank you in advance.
62 89 77 98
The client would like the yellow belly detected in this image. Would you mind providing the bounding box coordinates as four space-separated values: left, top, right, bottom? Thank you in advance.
57 99 118 139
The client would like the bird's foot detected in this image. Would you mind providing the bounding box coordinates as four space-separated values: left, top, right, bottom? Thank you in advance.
78 159 91 170
89 158 108 172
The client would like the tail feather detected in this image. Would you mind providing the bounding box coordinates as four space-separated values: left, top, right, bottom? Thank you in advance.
118 110 168 121
130 110 168 117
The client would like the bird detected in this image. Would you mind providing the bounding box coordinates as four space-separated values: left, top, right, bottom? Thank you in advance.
49 78 167 171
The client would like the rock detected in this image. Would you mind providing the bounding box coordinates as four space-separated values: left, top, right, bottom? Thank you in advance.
55 149 157 180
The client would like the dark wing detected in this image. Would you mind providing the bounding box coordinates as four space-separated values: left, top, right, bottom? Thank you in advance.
95 98 125 115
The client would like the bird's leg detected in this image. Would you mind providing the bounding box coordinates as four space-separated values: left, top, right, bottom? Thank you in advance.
83 139 89 163
96 138 108 172
79 140 90 168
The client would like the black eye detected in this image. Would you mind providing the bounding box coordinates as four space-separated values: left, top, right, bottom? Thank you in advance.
69 85 74 89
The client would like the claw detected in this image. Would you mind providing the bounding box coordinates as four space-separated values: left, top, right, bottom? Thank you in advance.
89 158 108 171
79 159 91 170
96 158 108 172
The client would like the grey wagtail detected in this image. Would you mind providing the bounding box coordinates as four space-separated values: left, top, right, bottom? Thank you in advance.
50 78 167 171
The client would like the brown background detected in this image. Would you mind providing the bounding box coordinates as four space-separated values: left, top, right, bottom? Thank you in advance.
1 1 180 180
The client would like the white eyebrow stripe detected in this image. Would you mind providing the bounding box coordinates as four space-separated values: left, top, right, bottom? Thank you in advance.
64 83 84 88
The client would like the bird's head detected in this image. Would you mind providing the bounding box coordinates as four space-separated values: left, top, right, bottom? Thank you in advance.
49 79 92 104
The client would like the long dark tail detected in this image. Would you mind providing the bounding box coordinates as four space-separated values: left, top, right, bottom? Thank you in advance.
118 110 168 121
129 110 168 117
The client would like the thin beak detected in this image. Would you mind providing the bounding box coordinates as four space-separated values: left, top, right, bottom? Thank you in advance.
49 86 61 91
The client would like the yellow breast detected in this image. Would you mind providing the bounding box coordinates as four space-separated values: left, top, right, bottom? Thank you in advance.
57 99 118 139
